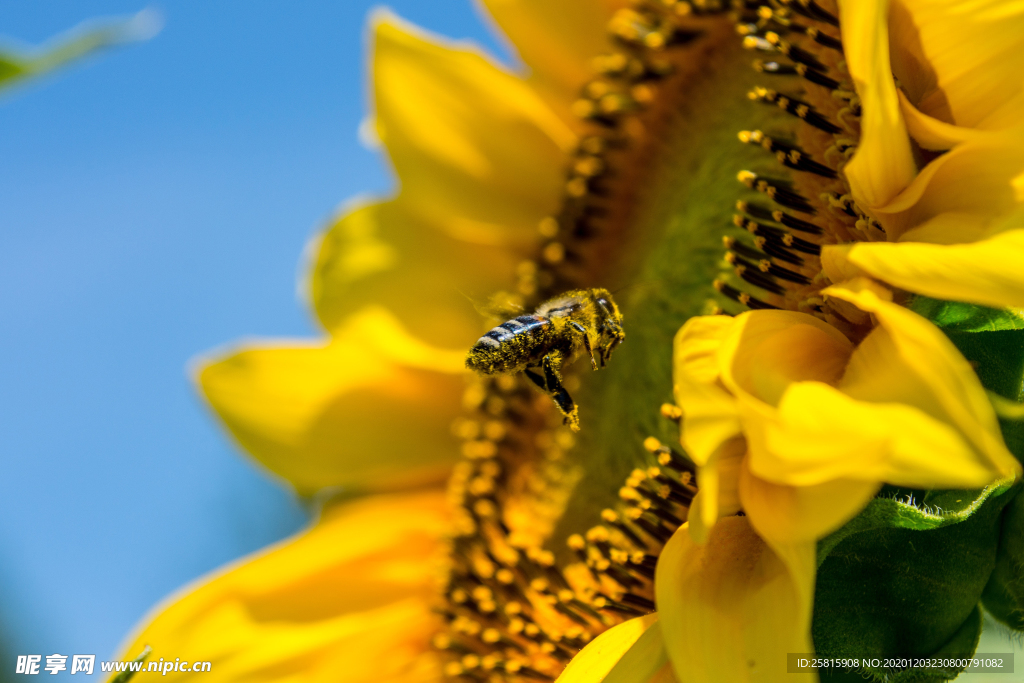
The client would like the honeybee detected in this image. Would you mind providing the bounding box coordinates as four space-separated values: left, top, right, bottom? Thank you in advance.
465 288 625 431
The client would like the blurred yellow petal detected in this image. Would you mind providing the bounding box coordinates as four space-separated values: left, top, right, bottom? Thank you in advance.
672 316 742 466
373 15 575 246
841 0 916 209
688 437 744 545
117 490 449 683
602 618 669 683
555 614 662 683
656 518 816 683
835 228 1024 310
873 134 1024 239
740 465 878 544
479 0 626 108
309 199 521 347
889 0 1024 130
197 307 466 495
825 280 1019 481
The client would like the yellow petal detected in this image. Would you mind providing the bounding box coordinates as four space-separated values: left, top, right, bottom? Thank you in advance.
769 381 1000 488
824 280 1020 481
841 0 916 210
672 316 743 466
373 15 574 246
603 618 670 683
889 0 1024 130
480 0 626 109
872 133 1024 240
740 463 878 544
688 437 745 545
196 307 466 495
718 310 853 407
836 227 1024 310
656 518 817 683
555 614 663 683
116 489 449 683
897 90 1024 151
309 199 520 347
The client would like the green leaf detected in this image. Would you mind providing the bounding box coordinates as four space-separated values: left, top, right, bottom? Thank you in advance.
0 11 160 92
108 645 151 683
820 608 982 683
818 480 1016 564
982 488 1024 629
812 482 1019 682
909 297 1024 334
911 296 1024 462
945 328 1024 401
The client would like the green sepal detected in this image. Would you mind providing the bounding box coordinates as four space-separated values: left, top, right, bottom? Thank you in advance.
910 296 1024 462
817 479 1016 564
908 297 1024 335
982 487 1024 630
909 295 1024 399
812 481 1020 682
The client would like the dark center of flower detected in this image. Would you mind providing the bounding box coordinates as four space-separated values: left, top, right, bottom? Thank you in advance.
435 1 872 679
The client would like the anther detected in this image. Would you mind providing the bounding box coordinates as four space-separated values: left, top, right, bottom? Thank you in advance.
586 525 611 544
747 88 841 134
619 593 657 611
644 436 694 473
780 0 840 27
443 662 464 677
737 170 816 214
771 209 822 234
714 279 780 310
729 253 786 294
601 508 646 547
763 31 827 72
660 403 682 421
740 131 837 178
625 508 674 542
742 35 775 52
495 568 516 585
825 192 859 217
759 259 811 284
794 62 840 89
593 594 646 616
542 241 566 264
538 217 560 238
753 58 806 83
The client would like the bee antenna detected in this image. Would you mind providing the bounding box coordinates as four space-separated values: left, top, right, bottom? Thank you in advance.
454 287 478 304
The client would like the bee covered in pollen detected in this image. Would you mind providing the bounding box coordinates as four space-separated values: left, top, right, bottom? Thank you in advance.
465 288 625 431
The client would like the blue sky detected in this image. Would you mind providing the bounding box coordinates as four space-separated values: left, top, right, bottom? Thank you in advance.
0 0 511 674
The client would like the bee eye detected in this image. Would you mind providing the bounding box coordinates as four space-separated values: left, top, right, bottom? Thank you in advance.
597 298 609 307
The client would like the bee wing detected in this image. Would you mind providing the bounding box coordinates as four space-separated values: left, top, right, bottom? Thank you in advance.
476 292 525 322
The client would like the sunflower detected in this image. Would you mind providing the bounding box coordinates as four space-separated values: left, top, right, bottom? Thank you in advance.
117 1 1024 682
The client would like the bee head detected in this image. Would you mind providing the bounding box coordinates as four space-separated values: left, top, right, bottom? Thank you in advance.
591 289 625 365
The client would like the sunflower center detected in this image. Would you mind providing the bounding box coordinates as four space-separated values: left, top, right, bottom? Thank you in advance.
436 0 871 679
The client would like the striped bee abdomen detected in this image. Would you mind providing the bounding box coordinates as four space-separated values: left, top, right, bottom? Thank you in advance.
466 315 550 374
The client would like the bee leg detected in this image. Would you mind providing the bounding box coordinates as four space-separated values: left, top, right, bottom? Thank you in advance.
542 354 580 432
568 321 597 370
524 367 547 391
